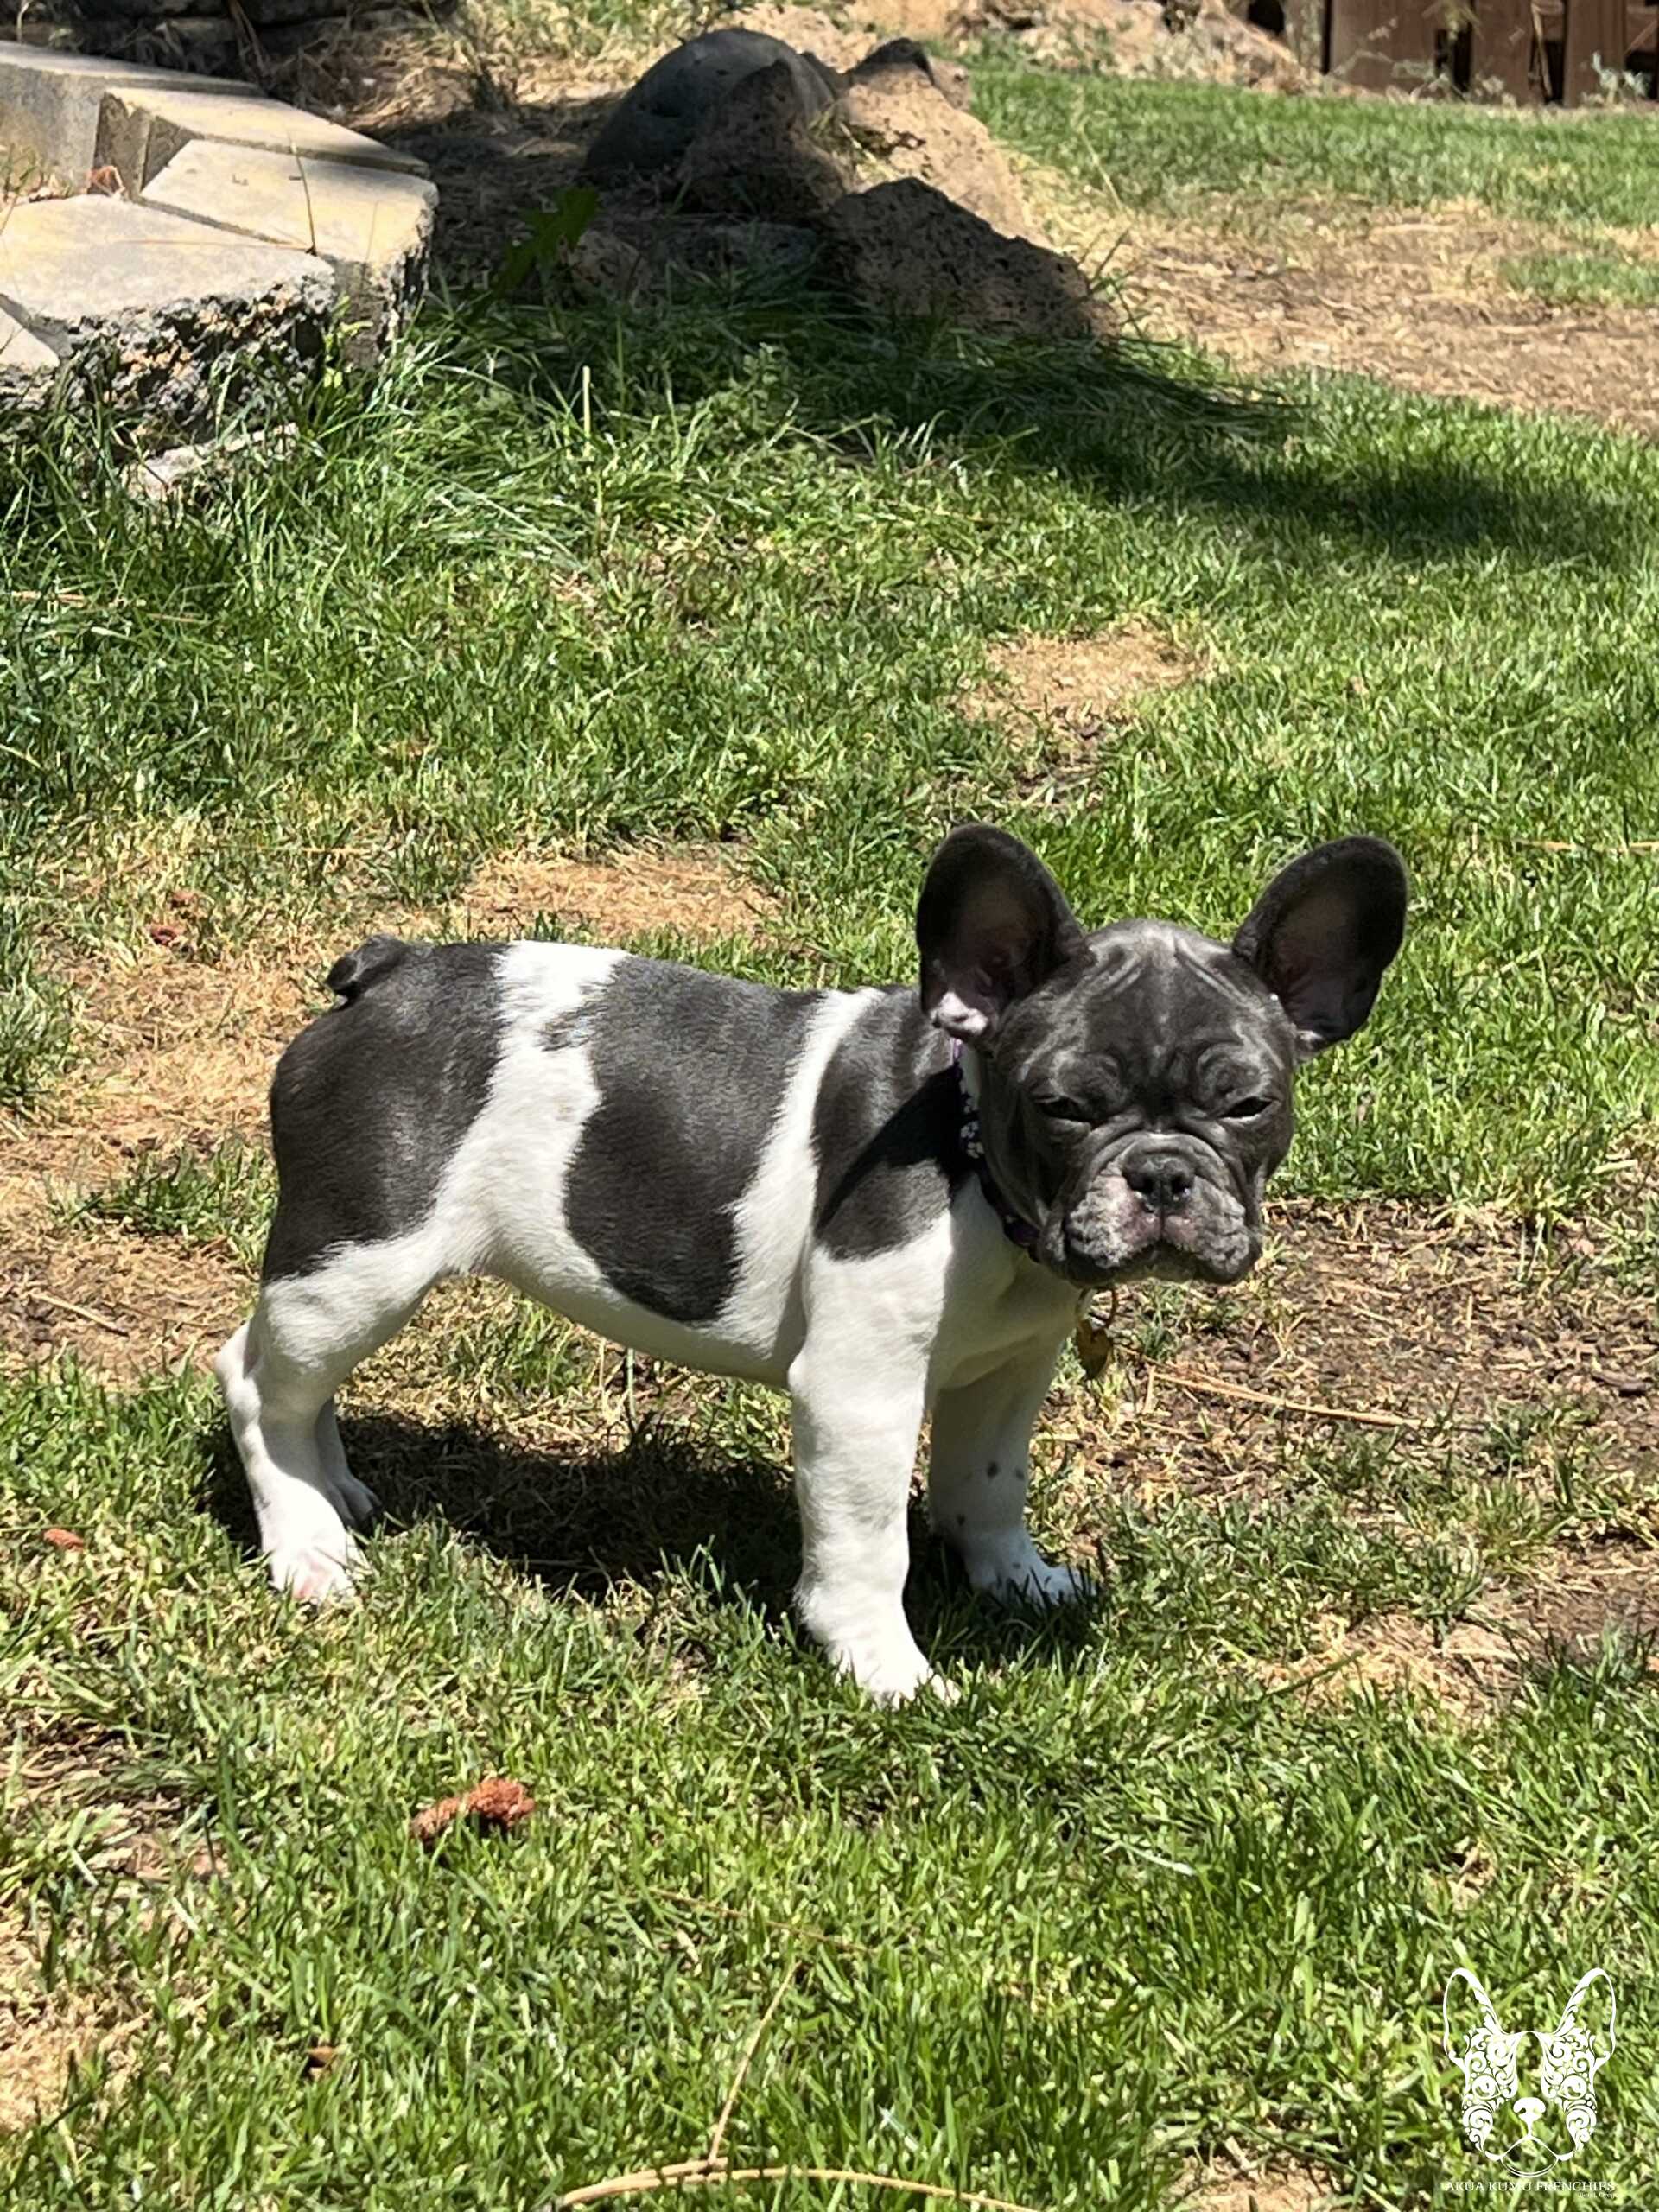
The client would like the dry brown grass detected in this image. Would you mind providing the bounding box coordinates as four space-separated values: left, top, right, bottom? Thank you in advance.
0 842 777 1379
969 622 1203 797
0 1910 137 2136
1022 170 1659 439
459 844 779 945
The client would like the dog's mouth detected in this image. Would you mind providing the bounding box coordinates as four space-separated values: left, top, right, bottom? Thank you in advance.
1052 1169 1259 1288
1058 1236 1253 1291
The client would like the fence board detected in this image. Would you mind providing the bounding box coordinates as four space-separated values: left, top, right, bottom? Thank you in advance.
1471 0 1535 94
1328 0 1442 85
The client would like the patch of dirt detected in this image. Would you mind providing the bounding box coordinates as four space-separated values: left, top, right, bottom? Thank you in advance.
1063 1198 1658 1503
743 0 1308 90
1185 2160 1338 2211
459 844 779 944
0 1911 134 2134
1246 1553 1659 1715
1026 184 1659 441
0 844 773 1379
0 1217 248 1383
972 621 1200 788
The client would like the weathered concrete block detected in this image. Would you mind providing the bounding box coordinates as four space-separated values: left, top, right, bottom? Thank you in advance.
0 41 249 190
0 194 336 423
143 140 436 360
0 304 60 408
97 84 427 194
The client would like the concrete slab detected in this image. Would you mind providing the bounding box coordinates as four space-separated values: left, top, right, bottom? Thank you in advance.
97 85 429 194
0 303 60 407
142 139 436 359
0 43 250 191
0 194 336 423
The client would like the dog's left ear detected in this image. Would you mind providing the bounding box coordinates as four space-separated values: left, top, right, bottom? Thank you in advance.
1234 836 1408 1058
918 824 1088 1042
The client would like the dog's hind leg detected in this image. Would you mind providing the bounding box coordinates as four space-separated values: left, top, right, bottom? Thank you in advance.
214 1236 435 1601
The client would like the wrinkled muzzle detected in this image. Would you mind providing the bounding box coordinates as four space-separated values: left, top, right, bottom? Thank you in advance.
1049 1135 1259 1287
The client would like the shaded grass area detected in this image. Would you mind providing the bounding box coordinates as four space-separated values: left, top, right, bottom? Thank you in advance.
3 290 1656 1212
971 66 1659 228
3 1357 1657 2208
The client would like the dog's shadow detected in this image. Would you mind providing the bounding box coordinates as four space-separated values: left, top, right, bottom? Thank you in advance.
200 1411 1100 1670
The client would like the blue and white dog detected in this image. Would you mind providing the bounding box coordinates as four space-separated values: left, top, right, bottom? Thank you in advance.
217 824 1407 1700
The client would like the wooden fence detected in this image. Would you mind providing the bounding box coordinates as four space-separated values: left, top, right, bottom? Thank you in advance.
1239 0 1659 103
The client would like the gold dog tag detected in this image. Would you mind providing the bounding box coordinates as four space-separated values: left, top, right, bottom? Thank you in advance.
1074 1306 1114 1379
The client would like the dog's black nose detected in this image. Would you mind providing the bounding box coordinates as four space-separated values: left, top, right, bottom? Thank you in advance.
1125 1151 1194 1213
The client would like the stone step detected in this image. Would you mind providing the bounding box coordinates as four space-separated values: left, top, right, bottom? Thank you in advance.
0 41 251 190
0 194 336 423
141 139 437 364
97 82 429 194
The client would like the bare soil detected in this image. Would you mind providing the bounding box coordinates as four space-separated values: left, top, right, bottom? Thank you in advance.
971 621 1203 792
1058 1198 1657 1502
1186 2164 1338 2212
0 844 778 1377
0 1910 135 2134
1028 176 1659 439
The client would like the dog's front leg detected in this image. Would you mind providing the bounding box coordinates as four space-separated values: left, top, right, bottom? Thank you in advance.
929 1335 1090 1607
789 1322 945 1706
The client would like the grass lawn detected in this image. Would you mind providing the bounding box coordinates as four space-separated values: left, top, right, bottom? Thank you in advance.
3 37 1657 2212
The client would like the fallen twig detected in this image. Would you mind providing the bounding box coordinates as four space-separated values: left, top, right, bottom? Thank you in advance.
22 1285 131 1338
707 1958 796 2168
555 2161 1047 2209
1155 1365 1412 1431
1516 838 1659 856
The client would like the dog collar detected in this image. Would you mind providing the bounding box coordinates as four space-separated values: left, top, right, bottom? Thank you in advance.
951 1039 1040 1252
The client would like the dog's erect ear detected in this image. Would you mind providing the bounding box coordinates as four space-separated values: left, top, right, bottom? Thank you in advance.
1549 1968 1617 2063
917 825 1088 1043
1443 1967 1513 2064
1234 836 1408 1058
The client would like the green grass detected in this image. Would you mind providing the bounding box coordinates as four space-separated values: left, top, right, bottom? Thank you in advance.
3 60 1658 2212
67 1144 277 1271
4 1359 1657 2209
1500 245 1659 307
971 67 1659 226
4 295 1656 1210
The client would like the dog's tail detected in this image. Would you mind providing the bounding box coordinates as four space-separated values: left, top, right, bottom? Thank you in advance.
326 936 413 1003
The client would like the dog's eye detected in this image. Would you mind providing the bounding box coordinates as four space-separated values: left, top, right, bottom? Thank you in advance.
1036 1096 1091 1125
1222 1095 1274 1120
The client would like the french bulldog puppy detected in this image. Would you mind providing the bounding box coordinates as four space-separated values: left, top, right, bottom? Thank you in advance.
216 825 1407 1700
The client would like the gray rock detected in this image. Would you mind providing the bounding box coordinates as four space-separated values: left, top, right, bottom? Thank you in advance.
0 194 337 425
677 57 850 221
582 29 838 181
821 180 1116 341
0 42 250 190
849 38 974 112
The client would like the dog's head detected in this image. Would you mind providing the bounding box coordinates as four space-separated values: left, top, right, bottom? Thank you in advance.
917 825 1408 1287
1444 1967 1616 2166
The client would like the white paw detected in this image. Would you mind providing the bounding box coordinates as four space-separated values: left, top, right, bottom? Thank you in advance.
966 1543 1092 1610
265 1528 362 1605
847 1644 958 1707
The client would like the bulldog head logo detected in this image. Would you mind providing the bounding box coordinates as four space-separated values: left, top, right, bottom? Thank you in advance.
1444 1966 1616 2167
